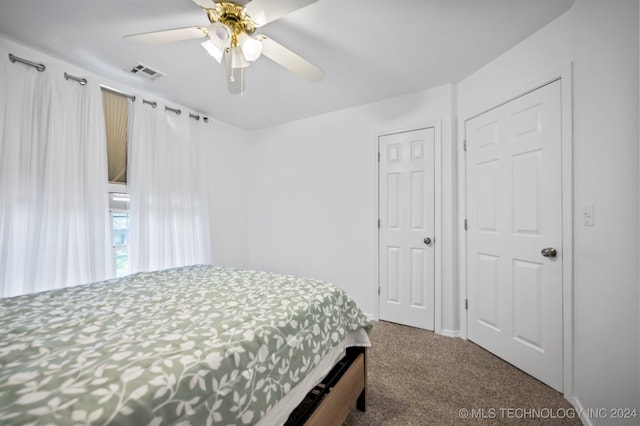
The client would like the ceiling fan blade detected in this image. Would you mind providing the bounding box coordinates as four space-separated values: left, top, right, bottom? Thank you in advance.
245 0 317 27
124 26 208 45
257 35 323 82
192 0 216 9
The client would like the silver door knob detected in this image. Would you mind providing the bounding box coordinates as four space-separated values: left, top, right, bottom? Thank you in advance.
424 237 432 245
541 247 557 258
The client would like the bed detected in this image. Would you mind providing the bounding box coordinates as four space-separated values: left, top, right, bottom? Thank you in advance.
0 265 371 425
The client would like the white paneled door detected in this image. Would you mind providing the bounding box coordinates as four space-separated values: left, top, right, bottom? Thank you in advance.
379 128 435 330
466 80 563 391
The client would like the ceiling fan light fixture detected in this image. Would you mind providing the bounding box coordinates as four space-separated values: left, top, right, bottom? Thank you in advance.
214 26 230 41
238 32 263 62
208 22 232 47
201 39 224 63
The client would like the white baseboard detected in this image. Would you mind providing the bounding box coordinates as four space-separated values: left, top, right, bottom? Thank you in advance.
440 328 460 338
569 396 594 426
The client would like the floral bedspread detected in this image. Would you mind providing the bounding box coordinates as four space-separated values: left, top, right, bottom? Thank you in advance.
0 265 371 425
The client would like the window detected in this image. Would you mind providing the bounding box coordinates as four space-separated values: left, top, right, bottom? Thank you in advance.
102 88 129 183
109 190 130 277
103 88 131 277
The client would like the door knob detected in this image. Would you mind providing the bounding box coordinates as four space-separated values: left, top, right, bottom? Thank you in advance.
424 237 432 245
541 247 557 258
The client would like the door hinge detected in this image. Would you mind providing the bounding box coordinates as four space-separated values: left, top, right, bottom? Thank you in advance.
463 139 467 152
464 219 468 231
378 219 381 229
465 299 468 310
378 286 381 296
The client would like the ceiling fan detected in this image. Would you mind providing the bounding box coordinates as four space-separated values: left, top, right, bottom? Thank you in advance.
124 0 323 94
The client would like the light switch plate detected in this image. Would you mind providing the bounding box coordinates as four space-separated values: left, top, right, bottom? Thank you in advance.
584 203 595 226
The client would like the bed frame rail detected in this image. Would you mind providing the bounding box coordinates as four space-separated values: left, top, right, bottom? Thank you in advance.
285 347 367 425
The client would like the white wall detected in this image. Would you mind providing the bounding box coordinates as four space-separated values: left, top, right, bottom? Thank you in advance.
457 0 639 423
203 121 250 268
247 84 457 329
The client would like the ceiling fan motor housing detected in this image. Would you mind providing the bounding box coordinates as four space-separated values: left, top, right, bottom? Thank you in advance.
206 2 257 37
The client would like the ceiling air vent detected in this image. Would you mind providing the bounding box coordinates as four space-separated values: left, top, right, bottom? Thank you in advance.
129 62 166 81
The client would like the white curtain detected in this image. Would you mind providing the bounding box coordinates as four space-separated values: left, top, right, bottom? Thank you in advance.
128 100 211 272
0 60 109 297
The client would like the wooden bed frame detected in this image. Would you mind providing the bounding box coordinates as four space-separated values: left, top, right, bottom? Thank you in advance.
286 346 367 425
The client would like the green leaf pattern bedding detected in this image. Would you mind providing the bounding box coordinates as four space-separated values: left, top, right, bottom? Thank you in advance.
0 265 371 425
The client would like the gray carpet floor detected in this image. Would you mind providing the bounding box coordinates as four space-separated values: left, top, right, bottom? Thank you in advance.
344 321 581 425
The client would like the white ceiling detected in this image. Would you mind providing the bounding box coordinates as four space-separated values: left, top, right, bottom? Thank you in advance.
0 0 574 130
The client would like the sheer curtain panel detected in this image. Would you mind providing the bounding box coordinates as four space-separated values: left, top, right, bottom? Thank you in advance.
0 60 110 297
128 100 211 273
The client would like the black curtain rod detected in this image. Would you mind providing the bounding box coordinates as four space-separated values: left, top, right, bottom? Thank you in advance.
64 72 87 86
10 54 88 88
100 85 136 101
165 105 181 115
100 82 209 123
9 53 209 123
8 53 45 72
141 100 180 116
141 99 206 121
189 113 210 123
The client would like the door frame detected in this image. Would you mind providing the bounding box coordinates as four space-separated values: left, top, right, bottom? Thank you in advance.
373 121 443 332
458 63 574 397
